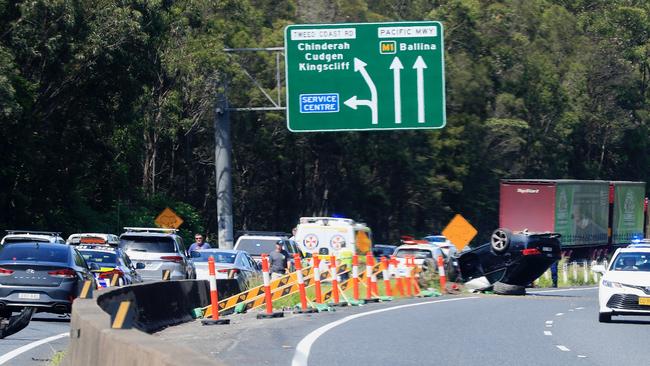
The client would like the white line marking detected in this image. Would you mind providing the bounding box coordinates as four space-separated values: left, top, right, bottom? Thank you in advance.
292 297 479 366
557 345 570 352
546 324 553 327
575 307 585 310
545 320 553 325
0 332 69 365
544 331 552 336
528 286 597 294
578 355 587 358
556 313 564 316
569 309 575 312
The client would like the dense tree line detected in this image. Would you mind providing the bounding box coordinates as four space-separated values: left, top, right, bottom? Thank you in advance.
1 0 649 244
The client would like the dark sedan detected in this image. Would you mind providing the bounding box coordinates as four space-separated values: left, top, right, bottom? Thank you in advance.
457 229 561 295
0 242 97 316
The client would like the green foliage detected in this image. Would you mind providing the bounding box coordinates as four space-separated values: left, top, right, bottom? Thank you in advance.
2 0 650 246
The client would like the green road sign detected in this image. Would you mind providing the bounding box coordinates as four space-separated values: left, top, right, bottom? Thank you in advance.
284 21 445 132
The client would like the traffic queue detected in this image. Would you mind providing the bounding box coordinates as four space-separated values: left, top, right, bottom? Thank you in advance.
0 216 578 322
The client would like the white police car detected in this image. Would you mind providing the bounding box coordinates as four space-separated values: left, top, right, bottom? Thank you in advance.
593 242 650 322
77 244 143 287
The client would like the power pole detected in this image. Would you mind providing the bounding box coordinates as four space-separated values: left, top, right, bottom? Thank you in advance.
214 90 234 248
215 47 285 248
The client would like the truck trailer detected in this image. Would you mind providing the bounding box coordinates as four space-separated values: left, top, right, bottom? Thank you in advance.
499 179 646 257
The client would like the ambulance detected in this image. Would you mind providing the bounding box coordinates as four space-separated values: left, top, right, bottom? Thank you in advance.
294 217 373 263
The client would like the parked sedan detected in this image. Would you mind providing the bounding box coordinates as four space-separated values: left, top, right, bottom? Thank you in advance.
190 249 261 293
456 229 561 295
0 242 97 316
77 244 143 287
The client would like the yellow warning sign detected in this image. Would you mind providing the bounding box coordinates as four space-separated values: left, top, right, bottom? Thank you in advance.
155 207 184 229
442 214 477 251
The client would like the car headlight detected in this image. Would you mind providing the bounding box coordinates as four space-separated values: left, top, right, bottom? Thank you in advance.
602 280 622 288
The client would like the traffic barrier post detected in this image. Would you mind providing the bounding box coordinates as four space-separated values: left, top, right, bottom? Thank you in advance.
406 256 414 297
381 256 393 297
365 253 380 303
392 256 405 297
313 256 323 303
257 254 284 319
411 256 421 295
437 254 446 294
294 254 318 314
202 256 230 325
349 254 364 306
352 254 360 300
329 255 347 307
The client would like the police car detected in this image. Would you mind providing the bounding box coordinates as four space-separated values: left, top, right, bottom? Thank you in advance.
76 242 143 287
593 242 650 322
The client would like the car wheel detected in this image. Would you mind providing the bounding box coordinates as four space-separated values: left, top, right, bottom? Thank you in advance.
490 228 512 254
493 281 525 295
599 312 612 323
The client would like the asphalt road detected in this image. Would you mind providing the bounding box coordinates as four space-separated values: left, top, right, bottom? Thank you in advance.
158 287 650 366
0 313 70 366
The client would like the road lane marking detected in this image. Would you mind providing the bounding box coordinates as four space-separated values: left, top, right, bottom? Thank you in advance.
578 355 587 358
527 287 597 294
545 320 553 325
292 297 479 366
544 331 552 336
575 307 584 310
0 332 69 365
556 313 564 316
556 345 570 352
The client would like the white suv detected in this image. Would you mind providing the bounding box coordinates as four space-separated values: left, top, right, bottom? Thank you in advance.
593 243 650 322
1 230 65 245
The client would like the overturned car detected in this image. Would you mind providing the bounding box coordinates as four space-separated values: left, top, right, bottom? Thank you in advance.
456 229 561 295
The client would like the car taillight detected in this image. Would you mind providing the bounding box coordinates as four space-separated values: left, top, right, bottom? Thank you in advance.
217 269 239 274
521 248 541 256
98 269 123 279
48 269 76 278
160 256 183 263
0 267 14 276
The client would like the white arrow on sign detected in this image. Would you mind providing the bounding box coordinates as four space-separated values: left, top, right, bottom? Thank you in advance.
413 56 427 123
344 58 378 124
389 57 403 124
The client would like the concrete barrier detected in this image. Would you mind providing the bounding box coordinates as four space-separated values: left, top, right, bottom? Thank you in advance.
64 280 225 366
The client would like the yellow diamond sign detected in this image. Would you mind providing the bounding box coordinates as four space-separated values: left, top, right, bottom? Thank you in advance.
155 207 184 229
442 214 477 251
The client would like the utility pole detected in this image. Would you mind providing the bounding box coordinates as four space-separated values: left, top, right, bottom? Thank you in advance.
215 47 285 249
214 90 234 248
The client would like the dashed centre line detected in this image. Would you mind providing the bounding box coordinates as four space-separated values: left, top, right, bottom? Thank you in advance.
544 331 552 336
545 320 553 324
556 312 564 316
557 345 570 352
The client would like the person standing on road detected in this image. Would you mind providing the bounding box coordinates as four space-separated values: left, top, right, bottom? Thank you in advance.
550 260 559 287
269 242 289 279
188 233 212 253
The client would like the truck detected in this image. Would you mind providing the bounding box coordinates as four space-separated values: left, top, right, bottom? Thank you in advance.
499 179 647 258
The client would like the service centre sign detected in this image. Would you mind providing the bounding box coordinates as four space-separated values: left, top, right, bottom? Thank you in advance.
284 21 446 132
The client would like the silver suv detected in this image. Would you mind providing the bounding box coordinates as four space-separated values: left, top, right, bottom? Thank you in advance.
119 227 195 281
